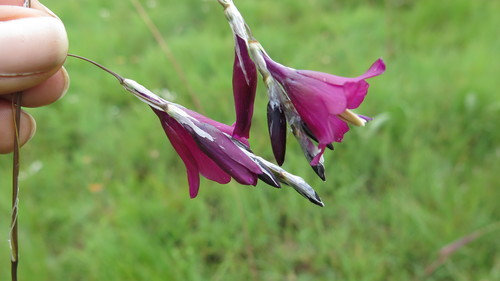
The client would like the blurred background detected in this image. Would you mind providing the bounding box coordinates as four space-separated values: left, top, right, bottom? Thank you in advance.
1 0 499 280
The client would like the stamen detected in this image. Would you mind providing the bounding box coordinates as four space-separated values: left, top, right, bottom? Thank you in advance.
338 109 367 126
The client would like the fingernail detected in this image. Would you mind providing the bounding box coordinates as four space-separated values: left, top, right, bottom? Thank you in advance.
32 0 59 19
23 111 37 144
56 67 70 101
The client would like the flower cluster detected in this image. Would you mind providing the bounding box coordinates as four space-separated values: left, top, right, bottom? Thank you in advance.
219 0 386 180
75 0 385 207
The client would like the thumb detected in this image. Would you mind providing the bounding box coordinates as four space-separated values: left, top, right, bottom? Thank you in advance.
0 5 68 95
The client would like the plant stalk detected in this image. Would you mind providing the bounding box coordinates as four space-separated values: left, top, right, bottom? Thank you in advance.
10 4 30 281
10 93 22 281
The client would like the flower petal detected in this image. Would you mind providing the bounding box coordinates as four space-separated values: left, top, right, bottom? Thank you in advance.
297 59 385 110
153 108 231 196
344 80 369 109
232 35 257 140
309 116 349 166
358 58 386 80
186 120 262 186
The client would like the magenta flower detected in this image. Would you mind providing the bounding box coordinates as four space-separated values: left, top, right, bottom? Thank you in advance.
263 55 386 165
152 105 277 198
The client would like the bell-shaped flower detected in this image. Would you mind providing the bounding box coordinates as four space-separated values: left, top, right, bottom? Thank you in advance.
262 55 386 165
152 104 272 198
218 1 258 141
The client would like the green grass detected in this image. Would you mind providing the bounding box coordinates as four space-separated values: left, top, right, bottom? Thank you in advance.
1 0 499 280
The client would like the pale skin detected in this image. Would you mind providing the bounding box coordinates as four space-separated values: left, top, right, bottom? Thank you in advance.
0 0 68 153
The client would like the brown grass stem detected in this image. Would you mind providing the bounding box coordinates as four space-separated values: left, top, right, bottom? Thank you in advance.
424 221 500 277
129 0 203 113
10 93 22 281
10 5 30 281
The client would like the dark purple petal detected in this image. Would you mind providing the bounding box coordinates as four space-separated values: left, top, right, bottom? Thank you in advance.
230 139 281 188
232 35 257 140
153 108 231 197
186 120 262 186
267 101 287 166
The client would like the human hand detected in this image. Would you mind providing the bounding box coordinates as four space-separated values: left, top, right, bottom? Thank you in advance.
0 0 68 153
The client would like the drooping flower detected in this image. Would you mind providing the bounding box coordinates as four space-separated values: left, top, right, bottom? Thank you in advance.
262 55 386 165
152 104 270 198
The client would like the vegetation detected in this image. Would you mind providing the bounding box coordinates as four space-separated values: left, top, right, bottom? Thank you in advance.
1 0 499 280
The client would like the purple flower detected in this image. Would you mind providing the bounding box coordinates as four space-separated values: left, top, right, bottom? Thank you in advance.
152 105 273 198
263 56 386 165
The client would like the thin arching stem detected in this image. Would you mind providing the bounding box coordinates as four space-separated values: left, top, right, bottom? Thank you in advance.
67 54 125 82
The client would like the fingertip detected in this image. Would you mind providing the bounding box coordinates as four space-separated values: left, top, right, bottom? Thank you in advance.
0 7 69 94
18 66 70 107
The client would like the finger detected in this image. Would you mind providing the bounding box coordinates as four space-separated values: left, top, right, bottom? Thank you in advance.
1 67 70 107
0 99 36 154
0 6 68 95
20 67 70 107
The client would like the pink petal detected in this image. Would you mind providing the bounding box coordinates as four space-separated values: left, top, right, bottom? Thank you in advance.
344 80 369 109
284 79 347 144
299 58 386 85
358 58 386 80
327 115 350 142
